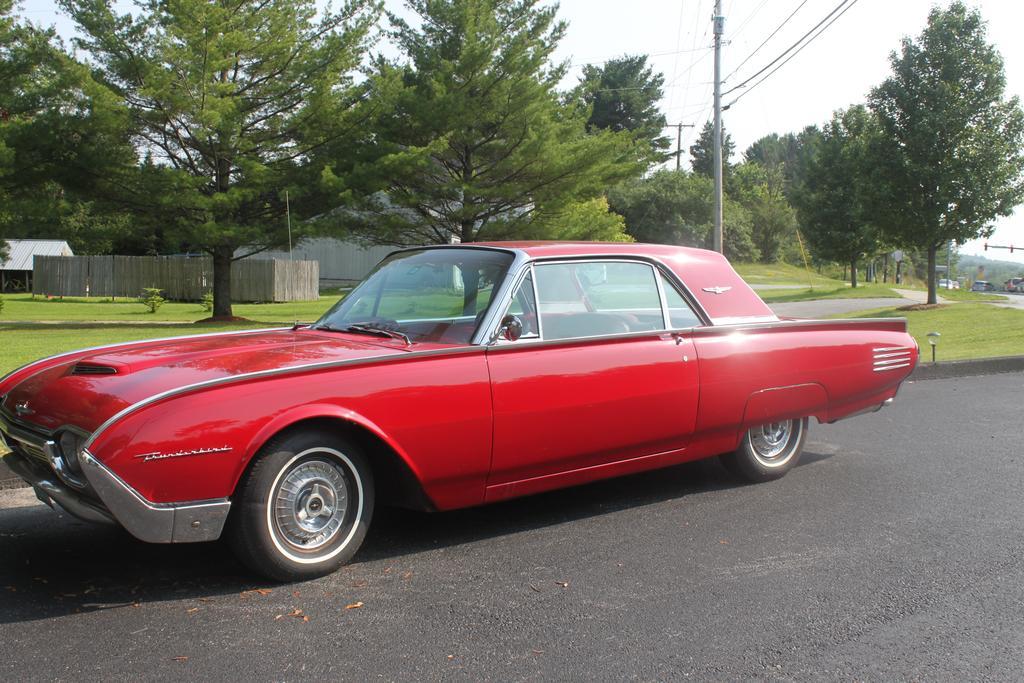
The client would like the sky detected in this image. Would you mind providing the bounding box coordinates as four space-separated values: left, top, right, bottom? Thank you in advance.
17 0 1024 263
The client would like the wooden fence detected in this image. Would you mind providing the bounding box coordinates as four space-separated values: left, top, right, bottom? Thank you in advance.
33 255 319 302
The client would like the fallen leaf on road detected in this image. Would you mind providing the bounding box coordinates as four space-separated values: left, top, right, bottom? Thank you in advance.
241 588 273 597
186 608 199 614
171 656 188 663
529 584 542 593
345 601 364 610
198 597 215 603
555 581 569 588
292 590 301 598
402 571 413 580
532 649 545 655
351 580 368 588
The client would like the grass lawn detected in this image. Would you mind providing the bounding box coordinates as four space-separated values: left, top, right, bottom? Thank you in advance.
840 304 1024 361
758 284 901 303
0 293 339 323
734 262 844 288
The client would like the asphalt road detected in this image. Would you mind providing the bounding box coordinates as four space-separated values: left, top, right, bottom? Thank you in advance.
1 373 1022 681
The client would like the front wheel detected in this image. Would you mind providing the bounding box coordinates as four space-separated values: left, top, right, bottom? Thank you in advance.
720 418 808 483
227 429 374 582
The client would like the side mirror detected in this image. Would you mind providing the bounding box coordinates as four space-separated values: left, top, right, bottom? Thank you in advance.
498 314 523 342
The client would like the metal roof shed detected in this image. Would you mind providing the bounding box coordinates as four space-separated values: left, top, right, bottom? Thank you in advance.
1 239 74 292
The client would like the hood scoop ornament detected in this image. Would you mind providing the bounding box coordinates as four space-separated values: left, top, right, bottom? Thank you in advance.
71 363 119 376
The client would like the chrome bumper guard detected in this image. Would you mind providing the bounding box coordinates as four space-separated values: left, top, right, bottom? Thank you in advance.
80 451 231 543
1 409 230 543
3 450 115 526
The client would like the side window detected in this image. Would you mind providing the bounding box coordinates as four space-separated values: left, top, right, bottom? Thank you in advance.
659 273 703 329
535 262 665 340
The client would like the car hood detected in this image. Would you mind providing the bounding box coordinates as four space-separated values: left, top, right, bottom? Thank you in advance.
1 328 409 434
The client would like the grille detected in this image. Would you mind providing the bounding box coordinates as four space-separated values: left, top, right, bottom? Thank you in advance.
872 346 913 372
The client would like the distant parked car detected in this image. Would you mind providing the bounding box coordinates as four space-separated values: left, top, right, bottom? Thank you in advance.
1004 277 1024 293
972 280 996 292
938 278 959 290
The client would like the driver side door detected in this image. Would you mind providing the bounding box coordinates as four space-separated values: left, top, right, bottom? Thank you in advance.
484 259 702 501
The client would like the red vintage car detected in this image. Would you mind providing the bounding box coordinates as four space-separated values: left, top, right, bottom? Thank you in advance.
0 243 918 580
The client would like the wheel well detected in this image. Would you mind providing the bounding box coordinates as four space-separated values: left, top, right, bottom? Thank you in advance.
248 417 435 512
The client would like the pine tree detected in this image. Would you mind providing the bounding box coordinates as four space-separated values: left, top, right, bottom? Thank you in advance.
338 0 639 246
62 0 381 317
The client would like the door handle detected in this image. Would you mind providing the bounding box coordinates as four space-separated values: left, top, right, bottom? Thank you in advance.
671 332 686 345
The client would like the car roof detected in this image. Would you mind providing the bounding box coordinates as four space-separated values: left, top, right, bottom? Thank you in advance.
471 241 714 260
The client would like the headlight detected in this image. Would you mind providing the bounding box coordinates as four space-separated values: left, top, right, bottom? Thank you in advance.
57 429 87 476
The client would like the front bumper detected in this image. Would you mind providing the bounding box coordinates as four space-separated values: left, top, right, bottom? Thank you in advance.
1 409 230 543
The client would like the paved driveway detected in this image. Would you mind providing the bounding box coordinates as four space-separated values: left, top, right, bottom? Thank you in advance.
768 297 913 318
1 373 1022 680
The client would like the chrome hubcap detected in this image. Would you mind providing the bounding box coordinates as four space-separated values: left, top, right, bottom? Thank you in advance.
273 458 350 550
749 421 794 464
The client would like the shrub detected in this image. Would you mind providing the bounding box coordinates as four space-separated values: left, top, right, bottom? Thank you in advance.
139 287 166 313
201 291 214 312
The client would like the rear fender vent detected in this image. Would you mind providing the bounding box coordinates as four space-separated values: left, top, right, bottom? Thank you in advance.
70 363 118 376
872 347 912 372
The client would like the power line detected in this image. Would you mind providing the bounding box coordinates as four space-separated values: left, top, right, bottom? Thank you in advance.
664 0 691 117
724 0 860 109
726 0 810 82
728 0 771 41
675 0 711 126
568 44 713 69
722 0 852 96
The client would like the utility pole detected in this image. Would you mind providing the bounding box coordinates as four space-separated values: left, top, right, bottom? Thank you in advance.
712 0 724 253
670 122 695 171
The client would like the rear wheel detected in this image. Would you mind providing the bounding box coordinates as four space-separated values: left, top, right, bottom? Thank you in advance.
228 429 374 582
720 418 808 482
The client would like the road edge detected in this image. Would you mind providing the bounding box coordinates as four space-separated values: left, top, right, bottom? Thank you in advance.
910 355 1024 381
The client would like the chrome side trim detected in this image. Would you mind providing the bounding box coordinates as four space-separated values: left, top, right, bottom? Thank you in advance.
81 345 484 453
0 326 287 387
80 450 231 543
689 317 910 335
470 249 531 345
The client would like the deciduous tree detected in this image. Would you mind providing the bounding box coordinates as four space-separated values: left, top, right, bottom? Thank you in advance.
869 1 1024 303
795 105 880 287
607 169 759 261
732 162 797 264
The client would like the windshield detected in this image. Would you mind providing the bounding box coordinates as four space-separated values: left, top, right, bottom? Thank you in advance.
316 248 515 345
